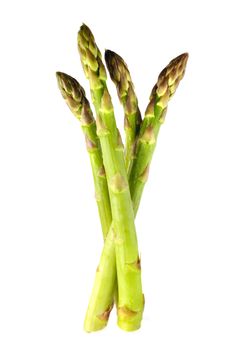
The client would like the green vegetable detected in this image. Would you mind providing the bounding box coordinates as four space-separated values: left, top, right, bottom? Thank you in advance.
56 72 112 239
56 23 188 332
105 50 142 174
129 53 189 214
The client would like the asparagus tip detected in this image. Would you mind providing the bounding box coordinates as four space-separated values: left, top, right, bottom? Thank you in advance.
104 49 115 61
149 52 189 107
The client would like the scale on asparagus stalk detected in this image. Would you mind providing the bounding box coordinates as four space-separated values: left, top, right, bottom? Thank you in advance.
56 24 188 332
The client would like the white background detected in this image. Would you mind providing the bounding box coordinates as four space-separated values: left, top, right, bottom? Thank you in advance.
0 0 233 349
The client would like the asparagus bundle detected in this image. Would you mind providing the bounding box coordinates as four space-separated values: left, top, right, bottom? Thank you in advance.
56 23 188 332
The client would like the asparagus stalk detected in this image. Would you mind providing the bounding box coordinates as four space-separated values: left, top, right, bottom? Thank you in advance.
56 72 116 331
84 50 142 331
78 24 144 331
84 52 188 332
129 53 189 214
105 50 142 173
84 225 116 331
56 72 112 239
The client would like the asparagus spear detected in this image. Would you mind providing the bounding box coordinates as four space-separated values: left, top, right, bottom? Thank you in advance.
105 50 142 173
84 50 142 332
129 53 189 214
84 52 188 332
56 72 112 239
78 24 144 331
56 72 116 331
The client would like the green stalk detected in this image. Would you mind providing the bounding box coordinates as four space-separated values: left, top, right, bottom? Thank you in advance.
56 72 112 239
129 53 189 213
105 50 142 174
84 226 116 331
78 24 144 331
84 52 188 332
